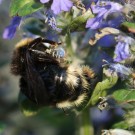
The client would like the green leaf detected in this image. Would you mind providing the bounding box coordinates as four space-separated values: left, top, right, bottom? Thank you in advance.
113 121 129 129
18 92 40 116
57 11 73 29
23 18 45 36
68 9 94 32
121 22 135 33
65 31 74 56
86 69 118 106
58 10 94 33
10 0 29 16
112 90 135 131
122 22 135 29
112 90 135 117
10 0 43 16
112 89 135 102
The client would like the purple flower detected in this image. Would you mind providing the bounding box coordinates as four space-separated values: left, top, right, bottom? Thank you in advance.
45 10 62 32
114 42 130 62
103 60 133 79
86 1 123 29
99 12 125 28
0 0 3 4
114 35 135 62
96 35 116 47
40 0 73 15
3 16 21 39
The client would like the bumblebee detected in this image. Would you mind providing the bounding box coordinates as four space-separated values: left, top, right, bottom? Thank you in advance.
11 37 97 109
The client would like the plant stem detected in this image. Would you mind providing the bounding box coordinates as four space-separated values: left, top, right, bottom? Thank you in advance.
78 108 93 135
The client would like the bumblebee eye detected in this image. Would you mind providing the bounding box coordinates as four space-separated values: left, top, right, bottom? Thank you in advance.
54 47 65 58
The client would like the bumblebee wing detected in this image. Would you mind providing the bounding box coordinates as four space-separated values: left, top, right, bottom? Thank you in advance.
24 46 50 106
29 49 60 63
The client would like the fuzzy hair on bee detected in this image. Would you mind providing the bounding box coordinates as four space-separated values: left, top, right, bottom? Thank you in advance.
11 37 97 109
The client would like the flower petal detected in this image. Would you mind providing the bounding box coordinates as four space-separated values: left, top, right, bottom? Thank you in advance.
51 0 73 15
86 1 123 29
3 16 21 39
114 42 131 62
40 0 50 3
0 0 3 4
